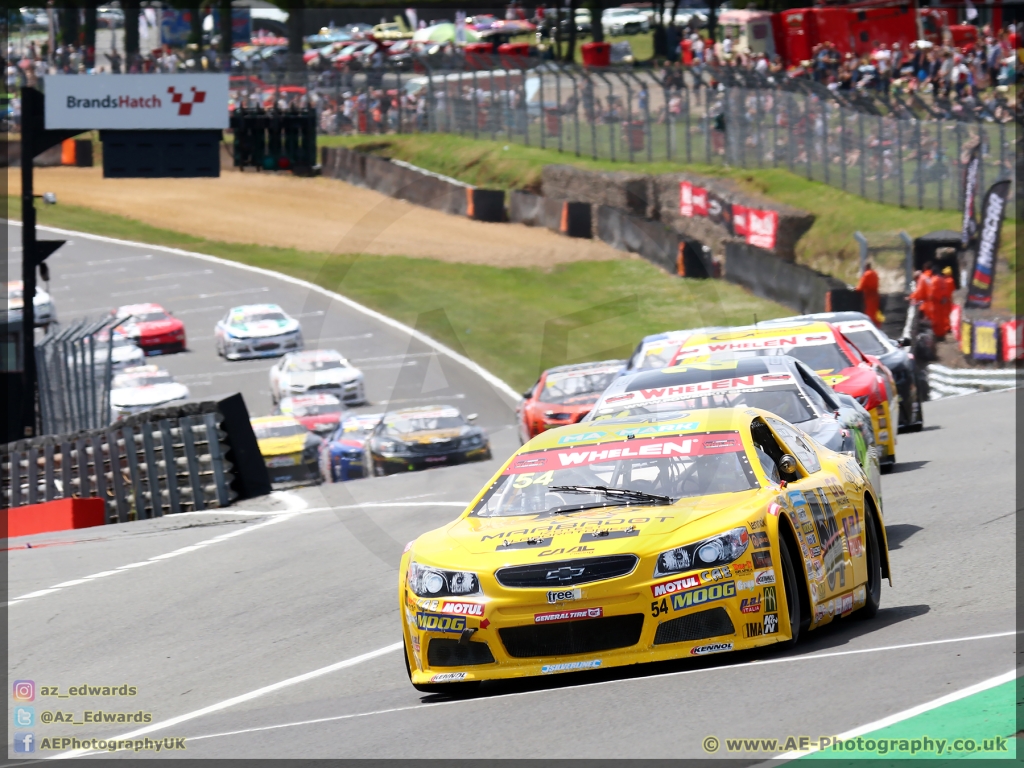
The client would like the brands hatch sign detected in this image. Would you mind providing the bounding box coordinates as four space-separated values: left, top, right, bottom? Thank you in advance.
44 74 228 130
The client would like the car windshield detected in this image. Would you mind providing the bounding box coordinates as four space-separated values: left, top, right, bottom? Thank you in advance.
129 311 169 323
253 422 306 439
384 414 464 434
842 330 889 356
338 420 377 440
113 372 174 388
237 310 286 324
594 387 816 424
690 344 853 374
540 368 620 404
635 342 684 370
286 357 344 372
286 402 342 417
472 433 757 517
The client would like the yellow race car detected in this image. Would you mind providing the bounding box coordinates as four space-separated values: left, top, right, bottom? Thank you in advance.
399 407 889 692
250 415 322 484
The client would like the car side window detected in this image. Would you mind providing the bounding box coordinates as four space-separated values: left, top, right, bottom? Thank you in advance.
763 416 822 474
750 417 795 483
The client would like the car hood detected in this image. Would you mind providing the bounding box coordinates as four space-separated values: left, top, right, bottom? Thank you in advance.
227 318 299 339
441 490 763 557
296 414 341 432
110 383 189 407
536 395 601 410
257 435 306 457
282 369 359 387
818 365 877 397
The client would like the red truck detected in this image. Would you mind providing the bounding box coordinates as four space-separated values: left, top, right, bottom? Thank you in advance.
719 1 978 68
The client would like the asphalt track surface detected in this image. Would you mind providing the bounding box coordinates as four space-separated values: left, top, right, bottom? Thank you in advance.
6 223 1018 760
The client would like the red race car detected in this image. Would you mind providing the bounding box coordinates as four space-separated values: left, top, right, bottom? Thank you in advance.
516 359 624 443
113 303 187 356
277 393 346 436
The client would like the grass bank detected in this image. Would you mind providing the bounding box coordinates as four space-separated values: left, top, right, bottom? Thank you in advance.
321 133 1016 312
6 195 789 391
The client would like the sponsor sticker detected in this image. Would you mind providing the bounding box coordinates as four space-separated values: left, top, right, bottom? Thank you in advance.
541 660 602 674
752 551 773 569
749 518 766 530
700 566 733 582
690 642 733 656
749 532 770 549
744 612 778 638
534 607 603 623
651 574 701 597
739 596 761 614
547 588 582 603
840 593 854 615
439 601 485 616
671 581 736 612
735 578 757 592
557 432 607 445
430 672 467 683
754 570 776 585
731 560 754 576
763 585 778 612
415 613 467 634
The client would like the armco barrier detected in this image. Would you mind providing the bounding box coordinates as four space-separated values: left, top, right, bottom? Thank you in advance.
1 394 270 524
6 497 106 538
927 364 1018 399
321 147 504 222
724 241 847 314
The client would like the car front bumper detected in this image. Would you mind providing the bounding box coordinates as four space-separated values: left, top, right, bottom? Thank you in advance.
264 454 319 483
374 445 491 474
223 331 303 360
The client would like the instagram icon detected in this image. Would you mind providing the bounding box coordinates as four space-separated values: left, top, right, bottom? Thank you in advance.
13 681 35 701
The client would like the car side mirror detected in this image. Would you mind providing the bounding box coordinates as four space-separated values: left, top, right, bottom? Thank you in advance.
522 391 533 399
778 454 798 475
466 413 478 422
897 337 911 348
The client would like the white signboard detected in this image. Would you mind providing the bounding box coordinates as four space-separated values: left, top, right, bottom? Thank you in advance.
44 74 229 130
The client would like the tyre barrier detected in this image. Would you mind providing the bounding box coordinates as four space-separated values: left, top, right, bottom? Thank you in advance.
1 394 270 524
321 147 505 222
926 364 1018 399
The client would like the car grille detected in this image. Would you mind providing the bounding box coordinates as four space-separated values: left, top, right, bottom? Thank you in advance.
306 383 340 392
407 440 459 454
427 639 495 667
653 607 735 645
499 614 645 658
495 555 639 588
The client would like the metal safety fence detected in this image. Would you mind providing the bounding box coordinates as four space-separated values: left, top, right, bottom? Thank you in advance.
35 315 120 436
2 400 242 521
239 57 1016 212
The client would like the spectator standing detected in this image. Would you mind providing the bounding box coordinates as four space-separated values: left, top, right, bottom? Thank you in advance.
931 266 955 338
856 261 882 326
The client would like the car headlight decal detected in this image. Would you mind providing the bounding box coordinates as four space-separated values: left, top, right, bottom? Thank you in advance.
654 526 749 577
408 561 481 597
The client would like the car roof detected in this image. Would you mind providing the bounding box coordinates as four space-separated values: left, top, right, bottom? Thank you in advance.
286 349 344 361
229 303 285 313
524 406 762 451
623 355 799 392
384 405 462 419
117 302 165 313
251 415 303 427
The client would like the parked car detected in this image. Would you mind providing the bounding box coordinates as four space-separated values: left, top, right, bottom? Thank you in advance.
601 8 650 36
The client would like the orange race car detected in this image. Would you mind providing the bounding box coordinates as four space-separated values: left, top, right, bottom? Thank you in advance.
517 360 624 443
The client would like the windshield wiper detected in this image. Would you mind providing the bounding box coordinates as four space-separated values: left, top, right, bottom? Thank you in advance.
549 485 674 506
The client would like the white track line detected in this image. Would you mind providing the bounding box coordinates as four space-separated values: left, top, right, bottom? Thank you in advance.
9 221 519 404
64 629 1018 756
7 491 306 608
50 642 403 759
768 668 1018 761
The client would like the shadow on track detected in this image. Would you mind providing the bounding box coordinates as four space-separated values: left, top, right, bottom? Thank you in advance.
884 523 923 550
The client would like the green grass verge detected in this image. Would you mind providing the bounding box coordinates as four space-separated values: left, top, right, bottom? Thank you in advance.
320 133 1016 313
6 194 789 391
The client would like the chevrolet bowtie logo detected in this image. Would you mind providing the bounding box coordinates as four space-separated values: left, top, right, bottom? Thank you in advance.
546 566 585 582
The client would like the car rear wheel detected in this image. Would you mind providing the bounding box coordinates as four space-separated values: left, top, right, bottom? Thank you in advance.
857 504 882 620
778 535 805 648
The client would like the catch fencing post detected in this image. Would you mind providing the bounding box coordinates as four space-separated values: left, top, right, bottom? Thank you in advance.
43 443 56 501
955 121 963 210
158 419 181 515
106 430 129 523
977 124 985 194
840 106 847 191
26 445 38 504
804 94 812 179
122 425 146 519
204 411 231 507
60 440 72 499
91 434 108 518
141 422 161 518
489 64 497 142
10 450 22 507
877 115 884 203
181 417 205 512
859 111 866 198
896 117 904 207
822 100 830 185
471 66 479 141
76 437 90 498
555 64 563 153
916 119 923 209
538 67 545 150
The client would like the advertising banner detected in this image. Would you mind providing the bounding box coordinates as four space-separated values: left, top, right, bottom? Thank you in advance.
965 179 1011 308
971 320 998 361
746 209 778 250
960 143 981 248
44 74 229 130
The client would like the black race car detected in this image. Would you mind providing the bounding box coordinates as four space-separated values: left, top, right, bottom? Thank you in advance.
766 312 926 432
365 405 491 476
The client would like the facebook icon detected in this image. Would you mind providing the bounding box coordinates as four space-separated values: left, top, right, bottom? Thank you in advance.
13 732 35 753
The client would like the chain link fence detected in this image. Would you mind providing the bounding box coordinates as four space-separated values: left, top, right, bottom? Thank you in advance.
237 57 1016 212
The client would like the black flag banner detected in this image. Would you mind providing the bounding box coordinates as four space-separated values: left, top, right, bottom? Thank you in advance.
965 179 1011 309
960 144 981 248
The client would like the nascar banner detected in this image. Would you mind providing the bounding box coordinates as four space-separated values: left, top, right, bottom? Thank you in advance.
960 144 981 248
965 180 1011 308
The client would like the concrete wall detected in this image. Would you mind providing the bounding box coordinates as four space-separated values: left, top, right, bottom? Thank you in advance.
724 241 847 314
3 141 63 168
542 165 656 219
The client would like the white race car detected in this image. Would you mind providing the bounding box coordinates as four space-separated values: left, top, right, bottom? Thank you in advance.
4 280 56 328
215 304 303 360
110 364 190 418
269 349 366 405
89 330 146 373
